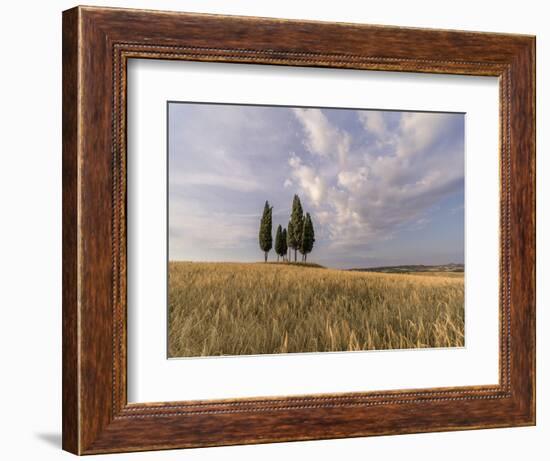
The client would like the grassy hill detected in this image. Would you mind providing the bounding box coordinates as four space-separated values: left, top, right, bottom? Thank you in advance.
350 263 464 274
263 261 326 269
168 261 464 357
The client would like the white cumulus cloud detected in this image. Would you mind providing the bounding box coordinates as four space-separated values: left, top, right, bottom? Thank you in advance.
358 111 388 139
290 109 463 250
292 108 351 165
288 154 328 206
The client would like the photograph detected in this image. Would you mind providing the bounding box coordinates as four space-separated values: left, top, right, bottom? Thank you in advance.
168 102 465 358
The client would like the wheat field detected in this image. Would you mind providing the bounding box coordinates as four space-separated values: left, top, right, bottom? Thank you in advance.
168 262 464 357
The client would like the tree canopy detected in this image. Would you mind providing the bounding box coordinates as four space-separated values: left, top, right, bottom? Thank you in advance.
288 194 304 262
301 213 315 262
259 195 314 264
258 201 273 262
274 224 285 261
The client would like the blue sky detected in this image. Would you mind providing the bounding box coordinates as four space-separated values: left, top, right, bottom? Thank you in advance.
168 102 464 269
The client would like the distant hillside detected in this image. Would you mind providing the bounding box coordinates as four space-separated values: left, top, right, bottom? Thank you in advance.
349 263 464 274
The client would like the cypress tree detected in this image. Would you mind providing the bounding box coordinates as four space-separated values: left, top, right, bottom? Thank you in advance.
299 213 307 261
274 224 284 262
288 194 304 262
281 228 288 262
301 213 315 262
258 201 273 262
286 220 293 262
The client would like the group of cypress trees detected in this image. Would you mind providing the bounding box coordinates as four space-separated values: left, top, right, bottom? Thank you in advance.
259 194 315 263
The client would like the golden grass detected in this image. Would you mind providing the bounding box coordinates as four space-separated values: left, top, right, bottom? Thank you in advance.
168 262 464 357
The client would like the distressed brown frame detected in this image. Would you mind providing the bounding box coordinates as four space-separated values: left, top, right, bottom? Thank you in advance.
62 5 536 455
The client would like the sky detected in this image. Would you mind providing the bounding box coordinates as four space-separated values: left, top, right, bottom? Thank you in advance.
168 102 464 269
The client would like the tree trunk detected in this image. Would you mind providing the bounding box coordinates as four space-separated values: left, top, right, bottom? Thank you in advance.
294 248 297 262
304 253 307 262
277 255 279 262
264 252 267 263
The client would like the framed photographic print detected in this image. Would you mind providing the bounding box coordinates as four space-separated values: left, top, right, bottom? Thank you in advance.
62 6 535 455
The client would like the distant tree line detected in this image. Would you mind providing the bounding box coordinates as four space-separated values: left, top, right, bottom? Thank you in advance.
259 194 315 263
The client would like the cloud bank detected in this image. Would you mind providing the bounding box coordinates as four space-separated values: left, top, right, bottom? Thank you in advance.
289 108 464 252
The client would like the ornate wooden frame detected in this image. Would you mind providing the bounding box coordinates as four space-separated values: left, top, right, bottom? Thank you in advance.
62 5 535 455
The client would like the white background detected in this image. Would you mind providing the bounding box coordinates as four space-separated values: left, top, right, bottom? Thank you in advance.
128 60 499 402
0 0 546 460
